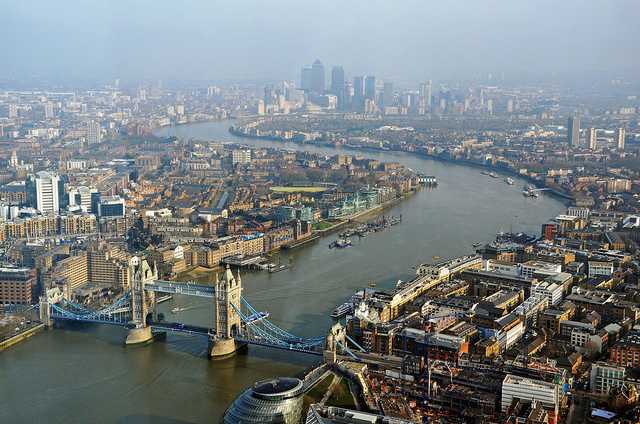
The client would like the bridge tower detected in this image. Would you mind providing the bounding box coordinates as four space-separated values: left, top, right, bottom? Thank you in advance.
209 265 245 358
125 256 157 345
39 295 52 328
324 322 347 363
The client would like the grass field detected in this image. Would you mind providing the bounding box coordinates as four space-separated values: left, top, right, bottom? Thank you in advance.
312 219 341 231
302 374 334 415
326 378 356 409
270 186 327 193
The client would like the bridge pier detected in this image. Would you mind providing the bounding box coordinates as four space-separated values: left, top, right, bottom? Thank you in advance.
208 336 246 359
125 325 153 345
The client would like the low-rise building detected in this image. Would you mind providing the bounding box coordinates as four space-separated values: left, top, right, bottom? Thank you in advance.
609 332 640 368
588 261 614 278
501 374 560 412
0 267 36 305
590 362 626 394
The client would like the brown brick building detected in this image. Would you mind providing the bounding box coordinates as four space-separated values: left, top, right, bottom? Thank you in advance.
0 267 36 305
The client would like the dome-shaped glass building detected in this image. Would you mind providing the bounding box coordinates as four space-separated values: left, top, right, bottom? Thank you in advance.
223 377 305 423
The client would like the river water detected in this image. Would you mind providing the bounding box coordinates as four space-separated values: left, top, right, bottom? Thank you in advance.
0 121 565 424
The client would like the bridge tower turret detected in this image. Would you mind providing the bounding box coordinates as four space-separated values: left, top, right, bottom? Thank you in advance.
324 322 347 363
125 256 157 345
209 265 245 358
39 295 52 328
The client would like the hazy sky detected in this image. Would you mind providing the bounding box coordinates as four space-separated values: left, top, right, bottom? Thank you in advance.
2 0 639 84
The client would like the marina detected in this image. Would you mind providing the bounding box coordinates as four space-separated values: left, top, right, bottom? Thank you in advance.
329 214 403 249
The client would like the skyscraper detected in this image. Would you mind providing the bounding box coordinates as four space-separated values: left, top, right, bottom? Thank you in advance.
330 66 345 110
419 80 432 111
310 59 325 94
300 67 313 91
44 102 54 119
87 120 102 145
587 127 597 150
617 127 625 151
364 76 376 102
567 116 580 147
35 171 60 214
353 76 365 112
382 82 394 109
8 104 17 119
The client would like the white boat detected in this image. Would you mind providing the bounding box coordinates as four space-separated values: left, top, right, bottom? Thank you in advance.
331 303 352 319
268 263 289 273
505 177 514 185
171 306 188 313
335 238 352 248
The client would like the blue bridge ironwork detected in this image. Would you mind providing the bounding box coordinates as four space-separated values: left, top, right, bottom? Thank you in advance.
40 258 341 358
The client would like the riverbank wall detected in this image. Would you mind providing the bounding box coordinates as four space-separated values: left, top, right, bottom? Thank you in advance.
0 323 45 352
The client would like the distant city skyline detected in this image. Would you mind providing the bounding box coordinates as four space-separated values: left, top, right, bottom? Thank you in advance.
2 0 640 85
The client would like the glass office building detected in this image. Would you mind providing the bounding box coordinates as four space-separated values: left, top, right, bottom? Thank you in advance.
223 377 305 423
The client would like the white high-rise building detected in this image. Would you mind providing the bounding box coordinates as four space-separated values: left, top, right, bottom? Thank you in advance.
35 171 60 214
567 116 580 147
44 102 54 119
587 127 597 150
87 121 102 145
617 127 625 151
68 186 98 213
232 149 252 165
9 150 18 168
8 104 18 119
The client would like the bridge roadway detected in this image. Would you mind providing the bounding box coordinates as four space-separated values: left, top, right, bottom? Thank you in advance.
144 280 216 298
150 321 211 336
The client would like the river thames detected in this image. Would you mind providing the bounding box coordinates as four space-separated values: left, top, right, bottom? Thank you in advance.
0 120 566 424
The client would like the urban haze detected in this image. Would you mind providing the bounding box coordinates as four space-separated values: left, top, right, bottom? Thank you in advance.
1 2 640 424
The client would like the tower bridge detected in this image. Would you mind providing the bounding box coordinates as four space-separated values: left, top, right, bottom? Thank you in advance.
38 256 352 359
